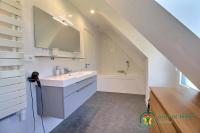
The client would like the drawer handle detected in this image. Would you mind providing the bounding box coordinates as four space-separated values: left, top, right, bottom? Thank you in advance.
76 78 89 84
65 82 95 98
75 80 83 84
76 82 93 92
75 77 95 84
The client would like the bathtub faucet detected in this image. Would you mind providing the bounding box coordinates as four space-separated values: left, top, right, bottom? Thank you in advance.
117 70 127 75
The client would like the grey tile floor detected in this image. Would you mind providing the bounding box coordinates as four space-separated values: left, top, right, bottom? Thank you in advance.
51 92 148 133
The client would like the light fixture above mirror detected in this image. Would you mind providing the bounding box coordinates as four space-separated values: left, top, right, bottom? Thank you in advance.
52 16 68 26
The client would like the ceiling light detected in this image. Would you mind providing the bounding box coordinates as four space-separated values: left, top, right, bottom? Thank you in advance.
90 10 95 14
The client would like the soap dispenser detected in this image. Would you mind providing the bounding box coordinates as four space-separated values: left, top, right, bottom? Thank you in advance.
55 66 61 76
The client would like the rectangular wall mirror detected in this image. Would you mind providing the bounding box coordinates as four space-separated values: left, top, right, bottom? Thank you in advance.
33 6 84 58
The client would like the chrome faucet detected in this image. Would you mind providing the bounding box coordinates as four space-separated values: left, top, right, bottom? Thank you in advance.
63 67 72 74
55 66 72 75
85 64 90 70
55 66 62 75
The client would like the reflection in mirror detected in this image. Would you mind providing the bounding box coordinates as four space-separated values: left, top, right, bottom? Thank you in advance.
33 6 81 52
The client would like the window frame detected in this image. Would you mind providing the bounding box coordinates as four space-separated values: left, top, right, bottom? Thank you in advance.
179 72 199 91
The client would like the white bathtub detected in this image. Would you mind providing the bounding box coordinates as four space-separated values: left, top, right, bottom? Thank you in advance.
97 74 146 95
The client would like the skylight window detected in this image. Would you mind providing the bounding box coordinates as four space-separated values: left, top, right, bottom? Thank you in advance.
180 72 199 91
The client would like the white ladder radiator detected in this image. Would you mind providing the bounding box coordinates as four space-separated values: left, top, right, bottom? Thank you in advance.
0 0 26 119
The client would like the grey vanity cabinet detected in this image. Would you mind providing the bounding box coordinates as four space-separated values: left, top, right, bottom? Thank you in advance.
37 76 97 119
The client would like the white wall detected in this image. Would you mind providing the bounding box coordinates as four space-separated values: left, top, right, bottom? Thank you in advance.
0 0 100 133
98 32 146 95
148 50 177 87
99 33 144 75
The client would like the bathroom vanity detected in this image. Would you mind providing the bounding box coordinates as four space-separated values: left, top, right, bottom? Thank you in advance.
37 71 97 119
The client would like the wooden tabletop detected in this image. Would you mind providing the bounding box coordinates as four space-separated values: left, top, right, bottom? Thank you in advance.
151 87 200 133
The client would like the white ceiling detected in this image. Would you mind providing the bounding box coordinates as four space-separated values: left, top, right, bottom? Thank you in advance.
69 0 119 33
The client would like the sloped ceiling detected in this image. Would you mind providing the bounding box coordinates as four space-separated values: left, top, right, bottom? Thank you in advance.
68 0 174 61
155 0 200 38
69 0 179 88
68 0 147 70
106 0 200 88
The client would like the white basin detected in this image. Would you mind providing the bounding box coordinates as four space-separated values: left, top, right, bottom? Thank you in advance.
40 71 97 87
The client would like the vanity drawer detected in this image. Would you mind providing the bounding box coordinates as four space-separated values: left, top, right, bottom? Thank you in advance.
150 92 177 133
64 76 96 97
64 81 96 118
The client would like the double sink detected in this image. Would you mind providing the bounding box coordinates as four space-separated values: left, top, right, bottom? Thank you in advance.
37 71 97 119
40 71 97 87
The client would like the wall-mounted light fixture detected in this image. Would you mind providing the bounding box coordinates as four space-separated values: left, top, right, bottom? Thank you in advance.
59 16 74 26
52 16 74 26
52 16 68 26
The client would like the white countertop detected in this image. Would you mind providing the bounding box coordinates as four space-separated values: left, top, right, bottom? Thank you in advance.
40 71 97 87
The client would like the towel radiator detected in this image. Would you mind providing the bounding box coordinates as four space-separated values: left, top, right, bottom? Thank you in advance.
0 0 26 119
